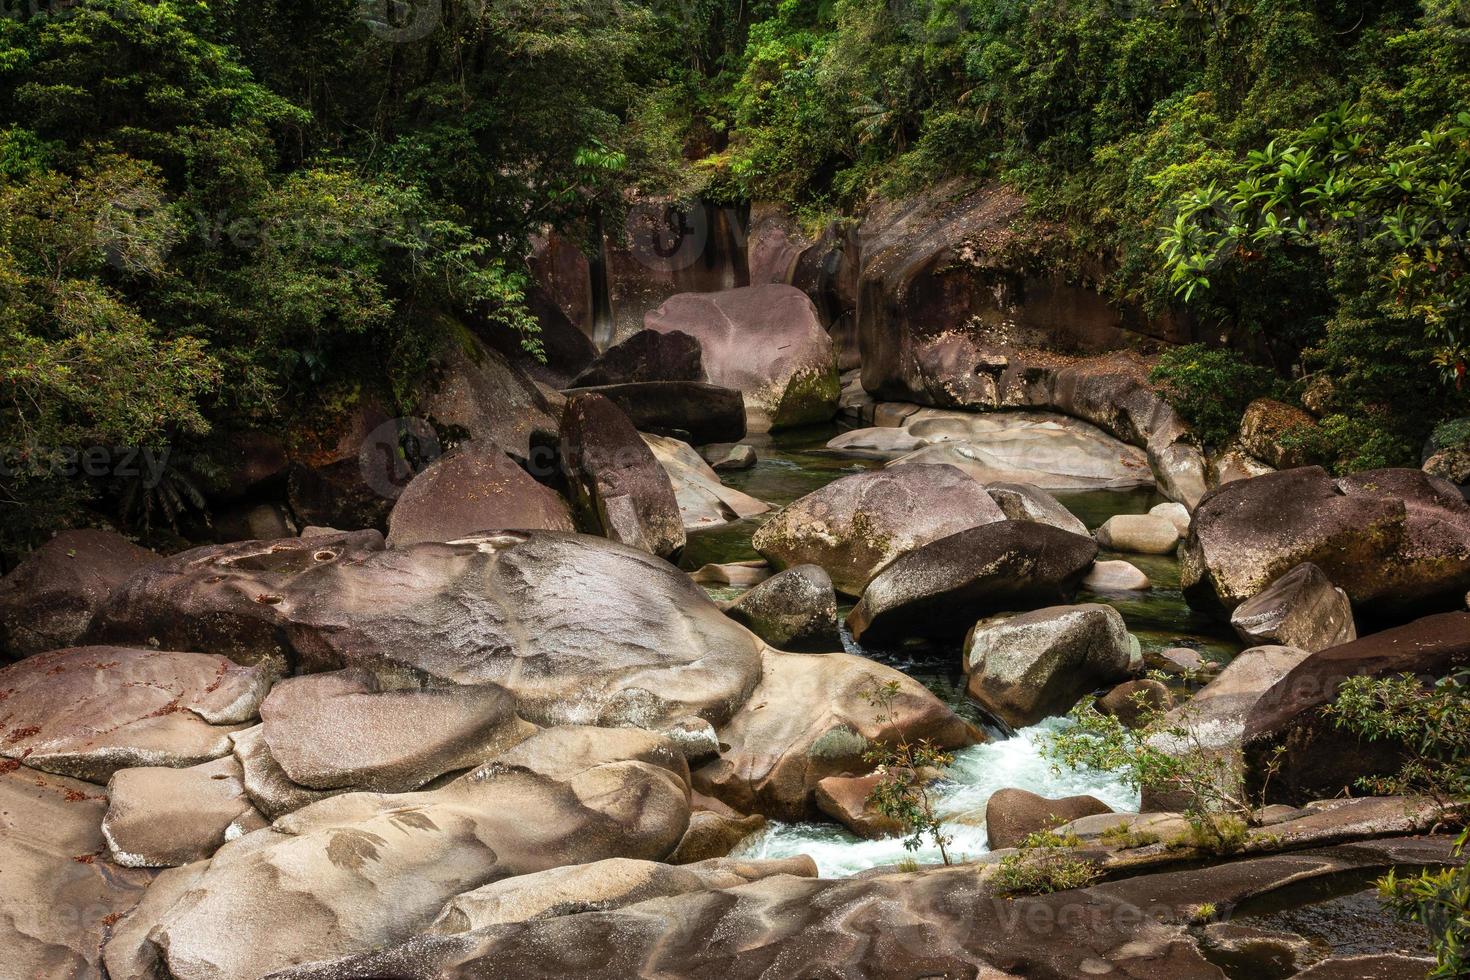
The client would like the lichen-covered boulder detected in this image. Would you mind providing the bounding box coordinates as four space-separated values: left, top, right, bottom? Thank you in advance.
848 521 1099 644
93 532 763 729
986 482 1090 536
1230 563 1356 653
693 648 979 820
419 334 560 461
752 464 1006 596
723 564 840 651
385 443 574 547
962 604 1139 727
0 646 271 783
645 284 839 430
561 393 686 558
0 528 158 658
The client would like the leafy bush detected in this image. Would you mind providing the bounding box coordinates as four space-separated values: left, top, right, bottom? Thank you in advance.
1148 345 1285 449
863 680 956 864
992 830 1102 896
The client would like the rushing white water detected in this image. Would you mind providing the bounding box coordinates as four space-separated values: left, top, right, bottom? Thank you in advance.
732 717 1141 878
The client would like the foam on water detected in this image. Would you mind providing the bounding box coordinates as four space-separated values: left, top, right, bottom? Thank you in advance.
732 717 1141 878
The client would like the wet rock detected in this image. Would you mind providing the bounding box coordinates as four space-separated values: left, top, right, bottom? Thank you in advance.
1182 466 1470 617
1083 560 1151 592
1293 955 1438 979
1150 502 1192 536
103 756 263 868
985 788 1113 849
668 810 768 864
962 604 1138 728
1097 679 1173 729
0 764 153 978
420 334 560 461
1242 612 1470 803
385 443 574 547
814 773 904 839
570 329 705 387
1095 513 1181 555
645 284 839 431
0 528 158 658
96 531 763 729
724 565 840 651
847 521 1099 644
643 433 769 532
752 464 1006 596
259 671 534 794
985 482 1090 536
689 561 773 588
564 381 747 445
1198 923 1323 977
560 393 686 557
429 855 817 934
1239 399 1321 470
131 726 693 980
0 646 271 783
702 443 757 472
694 648 978 820
1230 563 1356 653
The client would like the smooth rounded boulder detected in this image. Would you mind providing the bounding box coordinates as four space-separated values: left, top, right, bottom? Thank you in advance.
0 528 158 658
962 604 1139 728
0 646 271 783
985 788 1113 849
848 521 1099 644
723 564 840 650
752 464 1006 596
92 531 763 729
1182 466 1470 617
560 392 686 558
102 756 265 867
385 442 574 547
570 328 705 387
1230 562 1356 653
1083 560 1151 592
1094 513 1181 555
645 284 839 430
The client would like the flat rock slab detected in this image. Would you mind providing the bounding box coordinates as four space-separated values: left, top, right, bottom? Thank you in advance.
260 671 534 793
0 764 154 977
0 646 271 783
92 531 764 729
643 433 769 532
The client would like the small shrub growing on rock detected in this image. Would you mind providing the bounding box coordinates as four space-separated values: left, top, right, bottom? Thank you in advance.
863 680 956 865
992 831 1101 896
1148 346 1284 450
1099 823 1162 849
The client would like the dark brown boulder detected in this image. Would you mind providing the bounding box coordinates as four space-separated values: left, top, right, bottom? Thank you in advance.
1238 398 1322 470
386 443 574 547
570 329 705 387
1096 679 1173 730
1182 466 1470 618
847 521 1099 644
562 381 747 445
286 399 405 531
645 284 839 430
420 334 561 461
0 529 158 658
723 564 840 651
984 788 1113 850
1242 612 1470 803
560 393 685 558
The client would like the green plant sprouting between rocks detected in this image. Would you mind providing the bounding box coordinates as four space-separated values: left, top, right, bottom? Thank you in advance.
863 679 955 866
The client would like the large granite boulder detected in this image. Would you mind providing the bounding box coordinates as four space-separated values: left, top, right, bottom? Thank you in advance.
752 464 1006 596
430 855 817 934
723 564 840 651
985 482 1090 536
1 764 154 977
385 443 574 547
258 671 534 794
419 334 560 461
985 788 1113 849
562 381 747 445
102 756 264 868
693 648 979 820
560 393 686 557
1181 466 1470 617
1230 563 1356 652
642 433 769 532
1238 399 1322 470
0 528 158 659
123 727 693 980
963 604 1139 727
1242 612 1470 803
92 531 764 728
848 521 1099 644
570 329 705 387
645 284 839 430
0 646 271 783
